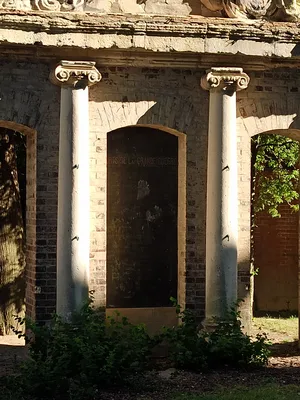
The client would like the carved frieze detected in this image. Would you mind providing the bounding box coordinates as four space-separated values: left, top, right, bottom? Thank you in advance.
0 0 31 9
0 0 84 10
200 0 300 21
0 0 298 22
33 0 84 11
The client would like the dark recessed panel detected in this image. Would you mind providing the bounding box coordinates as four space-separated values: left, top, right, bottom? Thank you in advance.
107 126 178 308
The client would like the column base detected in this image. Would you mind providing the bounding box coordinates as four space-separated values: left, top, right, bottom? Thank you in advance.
202 316 241 332
201 317 219 332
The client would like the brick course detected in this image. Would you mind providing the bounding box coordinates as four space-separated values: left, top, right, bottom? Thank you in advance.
253 204 298 313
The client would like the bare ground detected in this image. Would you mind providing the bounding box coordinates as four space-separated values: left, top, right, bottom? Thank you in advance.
0 335 26 377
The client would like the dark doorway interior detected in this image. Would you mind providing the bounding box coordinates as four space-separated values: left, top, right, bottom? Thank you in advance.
107 126 178 308
0 128 26 335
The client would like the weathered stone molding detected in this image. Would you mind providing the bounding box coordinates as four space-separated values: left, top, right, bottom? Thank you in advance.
0 13 300 67
50 60 102 87
201 67 250 92
1 12 299 43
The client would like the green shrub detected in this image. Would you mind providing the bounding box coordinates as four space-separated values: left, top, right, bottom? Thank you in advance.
204 308 270 369
158 302 210 371
160 300 270 371
12 299 154 400
6 298 271 399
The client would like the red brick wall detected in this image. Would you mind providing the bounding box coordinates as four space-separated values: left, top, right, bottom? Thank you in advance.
25 131 37 319
4 61 300 328
34 85 60 322
253 204 298 313
0 61 60 323
89 66 209 320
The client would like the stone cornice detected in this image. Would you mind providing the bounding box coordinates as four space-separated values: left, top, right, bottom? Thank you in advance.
0 11 298 41
0 12 300 67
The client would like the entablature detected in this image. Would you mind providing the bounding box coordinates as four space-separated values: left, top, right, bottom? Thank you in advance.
0 12 300 68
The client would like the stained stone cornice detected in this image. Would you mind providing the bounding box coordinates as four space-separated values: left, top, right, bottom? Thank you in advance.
0 12 300 68
0 11 299 40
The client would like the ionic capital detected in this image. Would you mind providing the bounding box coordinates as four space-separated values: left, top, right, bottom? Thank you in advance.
201 67 250 93
50 60 102 88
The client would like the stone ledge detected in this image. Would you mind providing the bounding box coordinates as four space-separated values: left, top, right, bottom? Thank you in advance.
0 11 299 65
0 11 298 40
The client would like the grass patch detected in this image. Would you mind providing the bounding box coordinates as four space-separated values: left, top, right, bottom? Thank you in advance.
252 316 298 342
253 316 297 334
173 384 300 400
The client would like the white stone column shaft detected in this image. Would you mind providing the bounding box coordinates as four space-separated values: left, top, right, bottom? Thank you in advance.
71 87 90 311
50 61 101 318
201 67 250 324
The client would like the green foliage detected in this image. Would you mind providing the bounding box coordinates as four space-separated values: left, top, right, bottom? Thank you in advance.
160 301 270 371
10 299 153 400
204 308 270 369
158 299 209 371
250 267 259 276
5 299 271 400
252 134 299 217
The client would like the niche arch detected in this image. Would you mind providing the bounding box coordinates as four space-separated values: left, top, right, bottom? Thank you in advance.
0 120 37 332
106 124 186 331
251 129 300 319
235 94 300 329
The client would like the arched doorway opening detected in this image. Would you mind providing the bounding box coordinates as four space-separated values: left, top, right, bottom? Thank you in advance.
106 125 186 332
251 129 300 344
0 123 35 335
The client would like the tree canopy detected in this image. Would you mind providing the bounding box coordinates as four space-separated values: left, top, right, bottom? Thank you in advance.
252 134 300 218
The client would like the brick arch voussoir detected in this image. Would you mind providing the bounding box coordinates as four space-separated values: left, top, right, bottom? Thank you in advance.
238 97 300 138
136 96 193 136
101 95 192 136
0 120 36 136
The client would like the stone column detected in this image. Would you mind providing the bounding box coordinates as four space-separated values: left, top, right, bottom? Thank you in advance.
50 61 101 318
201 67 249 326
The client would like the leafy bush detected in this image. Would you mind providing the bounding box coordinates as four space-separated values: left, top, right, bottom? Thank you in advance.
160 300 270 371
204 308 270 369
158 302 210 371
11 299 154 400
6 298 271 400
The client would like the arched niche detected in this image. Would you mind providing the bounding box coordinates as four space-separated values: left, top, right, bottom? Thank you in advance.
0 121 37 334
106 124 186 332
251 129 300 322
